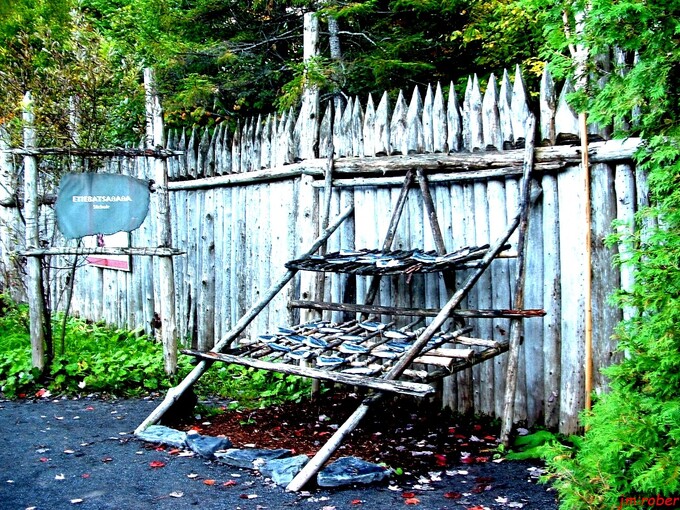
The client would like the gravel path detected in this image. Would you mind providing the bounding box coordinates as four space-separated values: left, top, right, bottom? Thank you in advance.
0 397 559 510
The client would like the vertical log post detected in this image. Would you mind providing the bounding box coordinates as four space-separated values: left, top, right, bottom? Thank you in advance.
22 92 47 371
144 69 178 376
299 12 320 160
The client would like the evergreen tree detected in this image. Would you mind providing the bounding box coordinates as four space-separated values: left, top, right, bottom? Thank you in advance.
527 0 680 507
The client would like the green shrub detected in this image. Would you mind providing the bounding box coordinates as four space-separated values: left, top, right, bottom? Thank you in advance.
0 300 313 406
544 136 680 508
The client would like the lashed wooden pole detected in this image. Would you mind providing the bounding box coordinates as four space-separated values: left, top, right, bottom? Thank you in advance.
500 114 536 446
287 142 538 491
135 206 353 435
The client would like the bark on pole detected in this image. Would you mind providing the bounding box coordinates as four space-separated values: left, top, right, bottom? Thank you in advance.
22 92 47 371
144 68 178 376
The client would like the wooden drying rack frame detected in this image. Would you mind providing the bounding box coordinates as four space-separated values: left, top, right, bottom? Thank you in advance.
136 115 541 491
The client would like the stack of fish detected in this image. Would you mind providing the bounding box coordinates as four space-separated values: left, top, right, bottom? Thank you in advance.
285 245 507 275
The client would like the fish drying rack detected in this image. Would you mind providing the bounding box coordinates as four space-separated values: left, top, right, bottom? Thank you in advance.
140 125 544 491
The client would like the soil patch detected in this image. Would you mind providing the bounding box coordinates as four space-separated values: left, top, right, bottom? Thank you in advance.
183 390 515 479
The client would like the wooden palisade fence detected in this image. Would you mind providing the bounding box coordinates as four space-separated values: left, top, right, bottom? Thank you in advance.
0 62 642 435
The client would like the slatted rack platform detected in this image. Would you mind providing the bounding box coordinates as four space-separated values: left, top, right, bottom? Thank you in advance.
183 319 509 398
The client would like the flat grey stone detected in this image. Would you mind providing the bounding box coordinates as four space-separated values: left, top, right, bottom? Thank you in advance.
259 454 309 486
317 456 390 487
185 433 232 458
136 425 187 448
214 448 292 469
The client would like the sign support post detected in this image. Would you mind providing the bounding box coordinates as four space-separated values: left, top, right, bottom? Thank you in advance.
23 92 48 371
145 68 178 376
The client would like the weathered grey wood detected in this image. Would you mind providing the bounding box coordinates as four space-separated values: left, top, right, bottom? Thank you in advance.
483 73 502 150
299 12 320 160
197 189 216 350
134 206 353 435
555 78 579 138
499 69 514 146
319 102 333 158
351 97 363 157
523 175 544 425
339 97 353 157
591 162 621 392
501 114 535 445
289 299 544 318
511 66 531 143
487 176 511 418
557 160 587 434
183 350 434 396
21 247 183 257
540 68 557 145
469 75 484 151
362 94 376 157
423 84 434 153
197 126 210 177
1 147 183 158
22 92 47 371
187 127 198 178
145 68 179 375
433 83 447 153
615 162 637 321
376 92 391 156
406 86 424 154
231 122 242 172
473 179 494 415
447 81 462 152
362 170 415 311
390 90 408 155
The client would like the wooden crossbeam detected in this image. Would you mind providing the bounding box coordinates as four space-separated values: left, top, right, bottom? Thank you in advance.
182 350 435 397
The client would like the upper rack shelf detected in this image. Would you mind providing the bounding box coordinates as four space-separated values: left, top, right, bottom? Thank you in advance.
284 245 510 275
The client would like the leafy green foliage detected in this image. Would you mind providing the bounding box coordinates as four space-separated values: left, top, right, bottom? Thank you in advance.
196 365 314 410
0 296 312 406
533 0 680 507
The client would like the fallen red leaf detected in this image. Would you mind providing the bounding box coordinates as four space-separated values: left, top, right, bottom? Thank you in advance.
443 492 462 499
475 456 489 463
18 393 26 398
149 461 165 468
484 435 496 441
435 454 447 466
461 456 475 464
351 499 363 505
473 424 483 432
39 457 49 462
467 506 486 510
168 448 181 455
401 492 416 498
85 406 94 411
404 497 420 505
81 474 90 479
155 446 166 452
223 480 238 486
203 479 216 486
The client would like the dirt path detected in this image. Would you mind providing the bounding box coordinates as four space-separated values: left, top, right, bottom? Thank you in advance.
0 397 558 510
